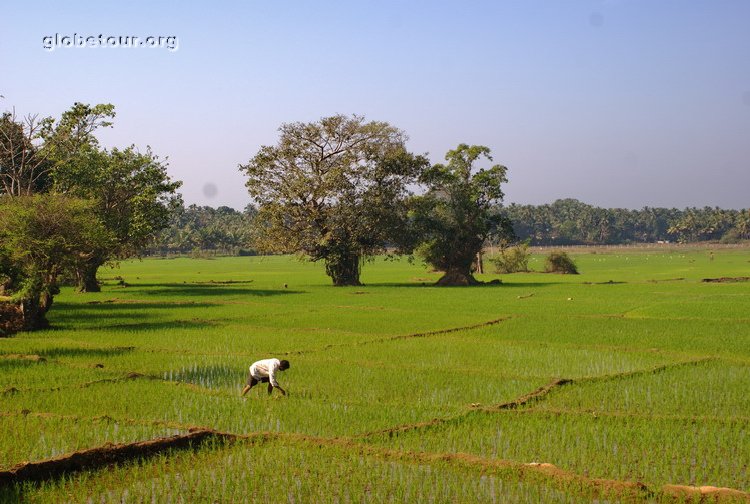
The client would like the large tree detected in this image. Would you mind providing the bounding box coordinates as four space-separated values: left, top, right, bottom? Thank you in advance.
240 115 427 286
2 102 180 292
412 144 510 286
0 195 113 330
52 146 182 291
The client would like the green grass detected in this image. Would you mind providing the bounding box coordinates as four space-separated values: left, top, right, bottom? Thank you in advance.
7 439 581 504
1 247 749 502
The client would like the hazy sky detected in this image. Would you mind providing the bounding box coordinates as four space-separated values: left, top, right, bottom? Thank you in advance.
2 1 749 210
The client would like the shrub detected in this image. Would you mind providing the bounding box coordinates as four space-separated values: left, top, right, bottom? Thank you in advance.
719 229 743 244
544 251 579 274
490 242 531 273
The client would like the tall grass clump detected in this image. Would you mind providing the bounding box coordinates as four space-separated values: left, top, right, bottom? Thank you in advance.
544 251 578 274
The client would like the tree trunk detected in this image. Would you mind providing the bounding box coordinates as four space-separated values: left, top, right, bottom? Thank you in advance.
77 258 103 293
473 251 484 274
19 296 51 331
325 253 362 286
435 267 481 286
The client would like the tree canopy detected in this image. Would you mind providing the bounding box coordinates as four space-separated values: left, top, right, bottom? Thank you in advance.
0 103 114 196
52 146 182 291
412 144 511 285
240 114 428 286
0 195 113 329
0 101 181 331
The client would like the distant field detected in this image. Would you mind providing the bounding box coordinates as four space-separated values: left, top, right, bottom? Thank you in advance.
1 248 749 502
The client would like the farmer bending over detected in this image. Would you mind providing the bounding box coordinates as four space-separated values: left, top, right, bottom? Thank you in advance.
241 358 290 396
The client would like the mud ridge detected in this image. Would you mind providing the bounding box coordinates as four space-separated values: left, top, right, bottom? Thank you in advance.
0 429 237 486
509 407 750 424
87 298 204 306
5 429 746 503
2 372 154 396
132 317 510 359
482 357 712 413
3 371 235 398
190 280 254 285
486 378 573 411
359 357 714 439
0 409 210 433
251 433 750 502
281 316 510 356
575 357 716 386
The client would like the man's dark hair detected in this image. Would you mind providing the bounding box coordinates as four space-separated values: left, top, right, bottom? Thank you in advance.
279 359 290 370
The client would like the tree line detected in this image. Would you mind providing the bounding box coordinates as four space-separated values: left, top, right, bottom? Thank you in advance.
501 199 749 246
146 204 256 256
150 198 750 258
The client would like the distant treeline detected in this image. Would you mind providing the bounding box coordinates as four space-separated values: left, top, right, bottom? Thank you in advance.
146 204 257 256
500 199 750 246
150 198 749 255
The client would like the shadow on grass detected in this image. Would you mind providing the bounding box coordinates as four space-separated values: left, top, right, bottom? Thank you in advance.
108 284 304 298
361 281 565 288
0 487 20 502
48 301 221 332
0 359 38 371
97 319 219 332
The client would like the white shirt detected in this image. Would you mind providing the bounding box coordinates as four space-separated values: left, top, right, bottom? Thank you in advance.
249 358 282 388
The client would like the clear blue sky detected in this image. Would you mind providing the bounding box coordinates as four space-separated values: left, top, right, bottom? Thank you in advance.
2 1 749 209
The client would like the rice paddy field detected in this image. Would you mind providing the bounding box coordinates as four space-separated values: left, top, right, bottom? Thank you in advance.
1 246 748 502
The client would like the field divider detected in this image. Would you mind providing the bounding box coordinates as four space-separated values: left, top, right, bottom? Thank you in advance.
499 407 750 424
0 409 215 433
0 429 235 486
1 372 239 399
88 317 510 359
1 372 157 396
279 316 512 356
483 356 718 412
358 357 717 439
1 427 747 502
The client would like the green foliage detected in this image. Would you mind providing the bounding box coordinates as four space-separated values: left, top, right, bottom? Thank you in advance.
150 204 255 255
1 101 180 292
411 144 510 285
53 146 182 258
239 114 428 285
0 103 115 197
504 199 750 245
544 250 579 274
490 241 531 273
0 195 113 328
